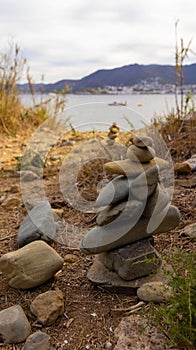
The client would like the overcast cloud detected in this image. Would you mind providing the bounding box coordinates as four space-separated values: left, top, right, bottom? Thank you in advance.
0 0 195 82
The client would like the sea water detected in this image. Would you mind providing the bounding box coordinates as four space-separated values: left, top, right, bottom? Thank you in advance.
20 93 194 131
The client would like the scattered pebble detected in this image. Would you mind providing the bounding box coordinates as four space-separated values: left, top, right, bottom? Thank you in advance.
105 340 112 348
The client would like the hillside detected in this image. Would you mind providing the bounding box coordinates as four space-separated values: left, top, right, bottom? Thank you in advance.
19 63 196 93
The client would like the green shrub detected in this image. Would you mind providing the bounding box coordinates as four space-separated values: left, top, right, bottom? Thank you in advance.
148 250 196 347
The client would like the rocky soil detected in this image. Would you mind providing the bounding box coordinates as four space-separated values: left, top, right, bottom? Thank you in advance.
0 129 195 349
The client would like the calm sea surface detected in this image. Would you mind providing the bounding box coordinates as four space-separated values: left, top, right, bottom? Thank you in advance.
20 93 195 131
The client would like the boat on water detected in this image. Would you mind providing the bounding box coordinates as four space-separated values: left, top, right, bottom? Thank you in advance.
108 101 128 106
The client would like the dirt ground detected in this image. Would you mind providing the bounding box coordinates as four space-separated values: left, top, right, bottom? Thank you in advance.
0 130 195 349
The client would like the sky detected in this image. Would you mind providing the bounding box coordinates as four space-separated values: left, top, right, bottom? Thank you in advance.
0 0 195 83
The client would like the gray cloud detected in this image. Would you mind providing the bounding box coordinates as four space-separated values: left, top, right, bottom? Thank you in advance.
0 0 195 82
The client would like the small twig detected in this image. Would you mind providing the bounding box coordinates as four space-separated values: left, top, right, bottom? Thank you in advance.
64 246 80 251
127 306 143 314
65 317 74 328
84 214 97 223
111 301 145 312
54 241 80 250
0 233 16 241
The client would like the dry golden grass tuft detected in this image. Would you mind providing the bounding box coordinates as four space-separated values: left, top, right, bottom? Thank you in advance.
157 113 196 162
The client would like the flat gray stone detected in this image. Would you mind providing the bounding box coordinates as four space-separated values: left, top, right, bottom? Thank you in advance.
132 165 159 187
96 200 144 226
0 241 64 289
17 200 56 247
87 256 170 295
143 183 171 217
22 331 53 350
104 157 169 176
130 165 159 200
20 165 42 175
95 165 159 207
0 305 31 344
21 147 44 168
146 204 180 234
132 135 154 148
95 175 134 207
80 205 180 254
20 170 39 182
131 183 157 201
126 145 156 163
99 238 161 280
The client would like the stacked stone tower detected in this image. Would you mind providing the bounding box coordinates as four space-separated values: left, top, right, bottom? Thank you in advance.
107 122 120 144
80 135 180 289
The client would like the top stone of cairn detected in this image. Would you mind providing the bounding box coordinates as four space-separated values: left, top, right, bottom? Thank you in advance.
132 135 154 148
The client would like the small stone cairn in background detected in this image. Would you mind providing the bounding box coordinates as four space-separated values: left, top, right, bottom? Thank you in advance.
80 135 180 293
107 122 120 144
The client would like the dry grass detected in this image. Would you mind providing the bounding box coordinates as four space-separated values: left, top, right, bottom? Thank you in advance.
0 41 51 135
157 113 196 162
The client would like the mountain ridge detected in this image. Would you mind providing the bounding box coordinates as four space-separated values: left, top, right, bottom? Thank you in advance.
19 63 196 93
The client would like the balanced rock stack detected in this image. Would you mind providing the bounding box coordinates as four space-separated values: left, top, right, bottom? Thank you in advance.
80 135 180 290
107 122 120 144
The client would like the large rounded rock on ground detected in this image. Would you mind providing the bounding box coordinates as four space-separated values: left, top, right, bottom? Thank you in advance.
137 281 172 302
126 145 156 163
30 290 64 326
0 305 31 344
0 241 64 289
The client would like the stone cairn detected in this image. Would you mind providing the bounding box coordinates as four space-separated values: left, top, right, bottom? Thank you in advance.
80 135 180 291
107 122 120 144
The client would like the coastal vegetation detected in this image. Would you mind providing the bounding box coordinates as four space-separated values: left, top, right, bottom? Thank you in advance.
0 42 67 135
0 42 26 134
0 42 45 134
147 250 196 347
